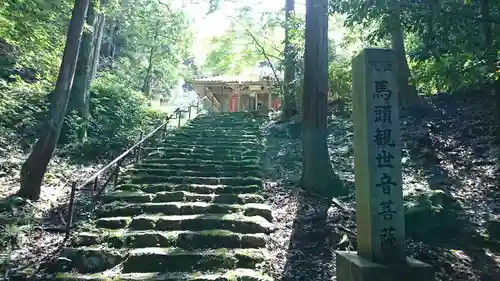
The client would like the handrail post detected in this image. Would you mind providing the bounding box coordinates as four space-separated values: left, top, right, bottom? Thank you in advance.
188 106 192 119
196 100 200 113
113 161 122 187
93 176 99 194
65 182 77 240
177 111 181 128
136 130 143 162
163 114 169 138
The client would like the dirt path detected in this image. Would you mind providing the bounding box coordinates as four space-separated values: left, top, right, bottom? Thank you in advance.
260 92 500 281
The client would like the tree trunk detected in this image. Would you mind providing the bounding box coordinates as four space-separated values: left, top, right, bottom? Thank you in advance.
480 0 500 140
388 0 419 108
301 0 343 195
426 0 442 93
68 0 97 141
106 19 119 70
18 0 90 201
142 20 160 97
283 0 297 119
89 13 106 82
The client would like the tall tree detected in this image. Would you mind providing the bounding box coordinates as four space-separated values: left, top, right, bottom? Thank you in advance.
388 0 419 108
68 0 100 141
142 19 161 97
283 0 297 119
301 0 342 195
18 0 90 200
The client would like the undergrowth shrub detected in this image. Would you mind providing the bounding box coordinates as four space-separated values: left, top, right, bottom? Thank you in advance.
62 74 164 160
0 74 164 161
328 58 352 115
0 78 48 145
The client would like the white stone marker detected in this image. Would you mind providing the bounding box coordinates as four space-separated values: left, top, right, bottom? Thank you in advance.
336 48 433 281
352 48 405 263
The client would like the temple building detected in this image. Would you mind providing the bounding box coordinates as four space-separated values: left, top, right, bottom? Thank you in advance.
187 65 281 114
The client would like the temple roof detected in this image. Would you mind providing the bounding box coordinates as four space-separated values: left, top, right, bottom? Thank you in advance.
189 66 280 85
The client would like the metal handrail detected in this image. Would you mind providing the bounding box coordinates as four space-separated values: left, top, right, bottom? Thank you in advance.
64 100 201 239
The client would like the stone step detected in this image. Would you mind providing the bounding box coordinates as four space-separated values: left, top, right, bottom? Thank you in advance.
123 248 268 273
179 126 259 133
181 126 258 132
71 230 266 249
114 183 260 194
141 158 259 167
135 163 261 173
96 202 272 220
185 118 258 124
146 151 259 161
183 127 259 133
59 247 268 273
165 134 258 142
165 144 262 151
171 132 259 139
193 116 260 123
95 214 273 233
120 175 262 186
102 190 264 205
126 168 260 178
162 139 260 147
188 117 260 123
55 268 272 281
143 147 260 155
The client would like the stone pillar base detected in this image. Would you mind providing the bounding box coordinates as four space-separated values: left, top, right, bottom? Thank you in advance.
336 251 434 281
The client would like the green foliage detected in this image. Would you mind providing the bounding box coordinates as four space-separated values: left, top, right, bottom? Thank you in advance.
0 0 73 81
330 0 500 95
0 79 49 141
0 0 194 162
112 0 194 96
63 74 164 160
202 6 283 75
328 58 351 101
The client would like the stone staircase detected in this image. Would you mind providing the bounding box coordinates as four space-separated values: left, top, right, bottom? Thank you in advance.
55 113 273 281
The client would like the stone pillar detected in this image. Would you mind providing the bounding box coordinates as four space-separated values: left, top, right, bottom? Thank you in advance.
336 48 434 281
236 86 241 112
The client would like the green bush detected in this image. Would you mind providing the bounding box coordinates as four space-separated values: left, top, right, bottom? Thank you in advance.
328 58 352 114
409 52 490 95
0 78 49 142
63 74 164 160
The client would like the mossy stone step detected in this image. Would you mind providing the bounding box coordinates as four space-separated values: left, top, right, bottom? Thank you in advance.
114 183 260 194
120 175 262 186
96 214 273 233
141 158 259 167
162 140 260 147
171 132 259 139
178 127 259 133
58 247 267 273
71 230 266 249
56 269 272 281
188 116 260 122
126 168 260 178
144 147 260 156
59 247 125 273
102 190 264 205
192 119 260 125
184 126 260 132
123 247 268 273
96 202 271 219
189 118 260 125
146 151 259 161
165 135 258 142
135 163 261 174
165 144 262 151
184 123 260 132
